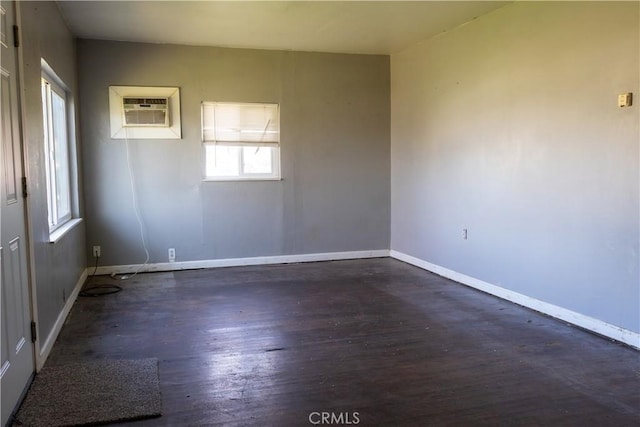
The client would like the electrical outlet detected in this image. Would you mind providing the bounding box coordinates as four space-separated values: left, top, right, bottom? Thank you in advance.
92 245 101 257
168 248 176 262
618 92 632 108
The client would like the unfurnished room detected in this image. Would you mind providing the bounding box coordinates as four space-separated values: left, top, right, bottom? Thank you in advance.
0 1 639 426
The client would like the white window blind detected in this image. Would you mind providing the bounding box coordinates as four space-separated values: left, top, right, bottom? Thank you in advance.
202 102 279 145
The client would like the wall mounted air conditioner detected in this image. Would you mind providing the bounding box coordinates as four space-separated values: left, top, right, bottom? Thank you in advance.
109 86 181 139
122 97 170 127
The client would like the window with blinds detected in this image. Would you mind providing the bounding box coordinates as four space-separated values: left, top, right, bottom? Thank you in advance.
202 102 281 180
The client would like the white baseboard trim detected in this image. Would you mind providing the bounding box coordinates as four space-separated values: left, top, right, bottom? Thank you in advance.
390 250 640 350
94 249 391 276
36 267 88 371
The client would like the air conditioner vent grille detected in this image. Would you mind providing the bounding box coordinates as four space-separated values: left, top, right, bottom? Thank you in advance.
123 97 168 106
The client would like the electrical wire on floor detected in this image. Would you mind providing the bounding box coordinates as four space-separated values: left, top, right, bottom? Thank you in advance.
110 129 150 281
79 255 123 297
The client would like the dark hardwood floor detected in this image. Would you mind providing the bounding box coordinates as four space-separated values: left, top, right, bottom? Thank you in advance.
46 258 639 426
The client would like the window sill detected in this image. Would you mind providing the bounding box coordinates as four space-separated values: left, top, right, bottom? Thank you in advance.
203 177 283 182
49 218 83 244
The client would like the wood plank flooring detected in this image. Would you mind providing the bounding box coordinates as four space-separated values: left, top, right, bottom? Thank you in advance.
45 258 639 426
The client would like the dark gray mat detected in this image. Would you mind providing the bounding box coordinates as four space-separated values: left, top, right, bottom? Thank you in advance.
14 358 161 427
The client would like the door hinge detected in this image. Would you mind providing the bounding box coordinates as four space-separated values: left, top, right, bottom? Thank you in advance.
21 177 27 198
30 321 37 343
12 25 19 48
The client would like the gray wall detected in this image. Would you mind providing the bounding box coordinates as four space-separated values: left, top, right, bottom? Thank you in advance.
19 2 86 343
391 2 639 333
78 41 390 266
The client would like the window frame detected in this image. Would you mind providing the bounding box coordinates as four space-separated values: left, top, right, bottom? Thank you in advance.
201 102 281 182
41 67 73 233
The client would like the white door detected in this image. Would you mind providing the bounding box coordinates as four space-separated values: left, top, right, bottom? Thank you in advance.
0 1 35 425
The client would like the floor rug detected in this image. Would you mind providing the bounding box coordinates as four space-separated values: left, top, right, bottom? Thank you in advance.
14 358 161 426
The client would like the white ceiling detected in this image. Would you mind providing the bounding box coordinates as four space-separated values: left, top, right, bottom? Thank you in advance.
57 1 509 55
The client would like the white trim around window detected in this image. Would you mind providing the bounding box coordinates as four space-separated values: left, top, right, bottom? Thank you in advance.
41 60 77 235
